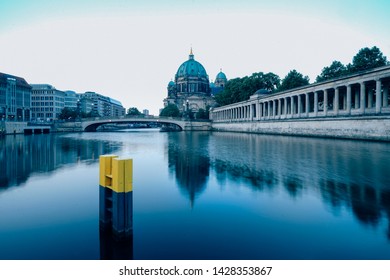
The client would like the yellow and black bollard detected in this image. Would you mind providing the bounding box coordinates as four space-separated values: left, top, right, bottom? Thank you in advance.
99 155 133 239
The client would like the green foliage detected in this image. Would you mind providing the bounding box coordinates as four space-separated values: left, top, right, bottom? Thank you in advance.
195 108 209 120
348 46 388 73
316 61 347 82
279 70 310 91
58 107 79 120
160 104 180 117
127 107 142 116
215 72 280 106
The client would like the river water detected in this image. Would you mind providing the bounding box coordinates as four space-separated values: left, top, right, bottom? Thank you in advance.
0 130 389 260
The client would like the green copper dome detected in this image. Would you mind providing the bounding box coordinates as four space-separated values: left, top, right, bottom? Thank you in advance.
216 71 227 80
175 50 208 79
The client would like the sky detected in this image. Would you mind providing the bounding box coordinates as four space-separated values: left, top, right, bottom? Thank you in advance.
1 0 389 115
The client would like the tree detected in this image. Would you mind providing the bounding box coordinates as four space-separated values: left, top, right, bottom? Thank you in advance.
127 107 142 116
348 46 388 73
58 107 78 120
316 61 347 82
214 72 280 106
160 104 180 117
195 108 209 120
278 70 310 91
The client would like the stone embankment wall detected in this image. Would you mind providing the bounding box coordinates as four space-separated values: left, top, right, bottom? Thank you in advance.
4 122 28 134
212 116 390 141
53 122 83 132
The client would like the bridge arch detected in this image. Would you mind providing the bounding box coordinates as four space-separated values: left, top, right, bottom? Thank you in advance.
82 117 185 132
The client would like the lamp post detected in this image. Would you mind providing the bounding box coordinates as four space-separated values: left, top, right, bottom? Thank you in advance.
186 99 189 119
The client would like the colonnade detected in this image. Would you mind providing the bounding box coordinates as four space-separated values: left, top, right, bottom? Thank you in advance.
211 66 390 122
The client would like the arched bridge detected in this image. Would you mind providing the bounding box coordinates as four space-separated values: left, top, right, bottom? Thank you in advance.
54 116 212 132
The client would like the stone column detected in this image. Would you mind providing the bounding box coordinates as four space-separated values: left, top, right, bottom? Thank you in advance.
346 84 352 115
272 100 275 118
334 87 339 115
360 82 366 114
314 91 318 116
278 99 281 118
305 93 309 116
376 79 382 113
291 96 296 117
267 102 271 118
283 97 287 118
297 95 302 117
324 89 328 116
259 103 263 119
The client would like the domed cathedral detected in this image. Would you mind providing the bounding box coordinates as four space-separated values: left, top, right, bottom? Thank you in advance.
164 49 227 116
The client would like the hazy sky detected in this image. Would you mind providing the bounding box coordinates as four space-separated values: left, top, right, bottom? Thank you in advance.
1 0 389 114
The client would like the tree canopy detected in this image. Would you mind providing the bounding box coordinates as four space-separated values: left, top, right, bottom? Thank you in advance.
195 108 209 120
58 107 79 120
160 104 180 117
214 72 280 106
316 61 347 82
278 70 310 91
127 107 142 116
316 46 389 83
348 46 388 73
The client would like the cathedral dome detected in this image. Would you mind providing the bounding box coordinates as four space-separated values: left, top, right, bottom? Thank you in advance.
216 71 227 81
175 49 208 79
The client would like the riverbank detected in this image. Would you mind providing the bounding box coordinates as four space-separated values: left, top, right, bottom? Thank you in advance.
211 115 390 141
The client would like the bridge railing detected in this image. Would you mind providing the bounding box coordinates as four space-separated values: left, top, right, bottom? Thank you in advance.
58 115 211 122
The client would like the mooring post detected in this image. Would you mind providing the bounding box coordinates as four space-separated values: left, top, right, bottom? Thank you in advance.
99 155 133 239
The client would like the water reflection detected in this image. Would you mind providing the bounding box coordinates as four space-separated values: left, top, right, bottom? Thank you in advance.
1 131 390 259
167 132 390 240
0 134 120 190
99 230 133 260
167 132 210 206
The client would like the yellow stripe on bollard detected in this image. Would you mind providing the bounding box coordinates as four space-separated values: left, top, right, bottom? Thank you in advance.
99 155 118 187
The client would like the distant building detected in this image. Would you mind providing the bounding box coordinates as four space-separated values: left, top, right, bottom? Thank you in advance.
30 84 65 121
64 91 79 109
79 94 93 115
163 49 227 115
109 97 126 117
143 109 149 116
82 92 125 117
0 72 32 121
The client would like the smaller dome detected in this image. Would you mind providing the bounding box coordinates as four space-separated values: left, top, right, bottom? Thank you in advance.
216 71 227 80
168 80 175 87
255 89 270 95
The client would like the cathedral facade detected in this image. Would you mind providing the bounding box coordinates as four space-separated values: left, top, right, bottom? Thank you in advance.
163 49 227 116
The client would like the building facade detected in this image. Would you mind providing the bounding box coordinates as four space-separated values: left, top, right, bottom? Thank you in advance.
31 84 65 121
0 72 32 121
64 91 79 109
82 91 125 117
163 49 227 116
109 97 126 117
